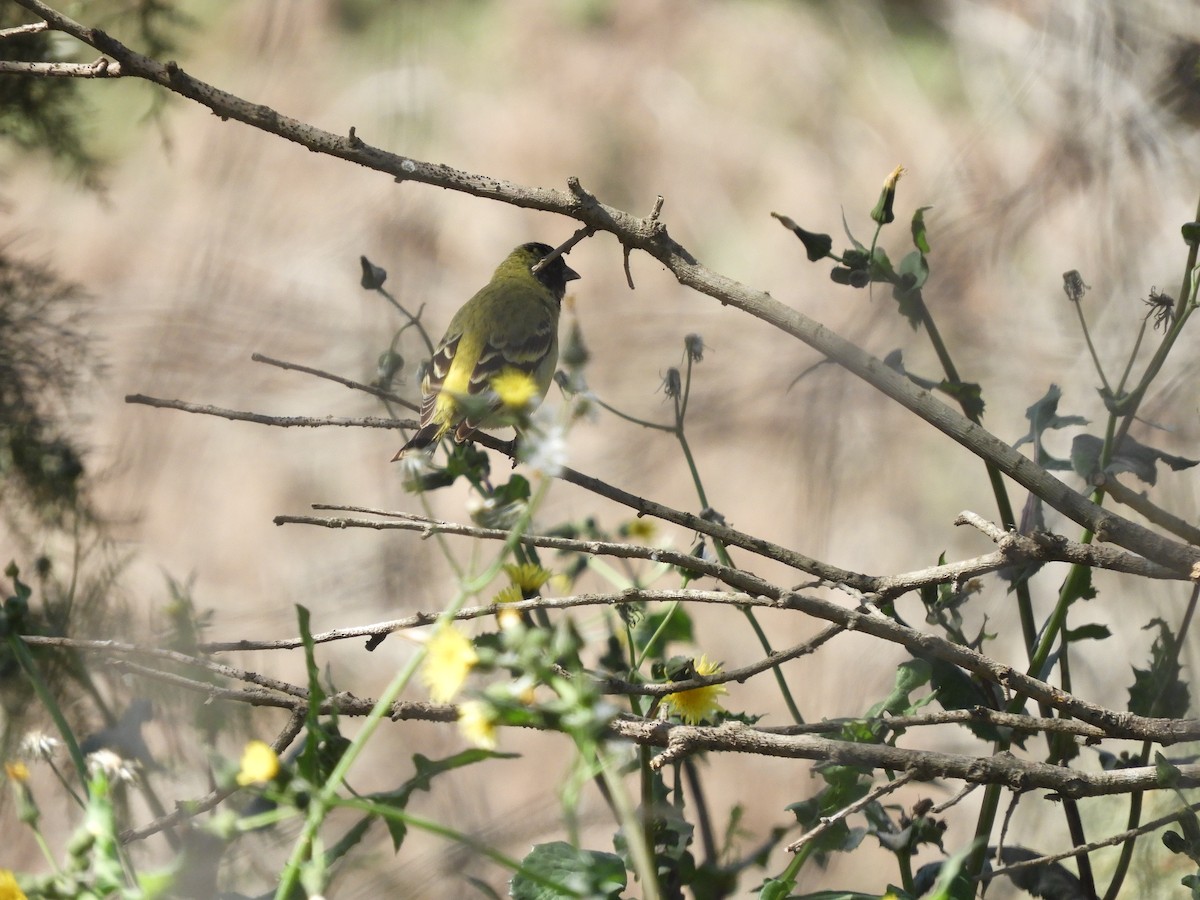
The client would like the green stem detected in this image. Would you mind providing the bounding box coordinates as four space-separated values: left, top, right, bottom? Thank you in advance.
1070 298 1113 395
672 359 804 725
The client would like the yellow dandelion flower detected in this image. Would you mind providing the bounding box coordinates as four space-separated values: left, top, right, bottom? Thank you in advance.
236 740 280 786
5 762 29 783
0 869 27 900
491 369 539 410
503 562 552 594
494 584 523 605
493 584 526 629
661 655 728 725
422 625 479 703
458 700 498 750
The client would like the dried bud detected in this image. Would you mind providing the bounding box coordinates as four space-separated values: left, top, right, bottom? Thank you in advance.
360 256 388 290
771 212 833 261
1062 270 1089 303
1144 287 1175 331
661 367 682 399
684 333 706 363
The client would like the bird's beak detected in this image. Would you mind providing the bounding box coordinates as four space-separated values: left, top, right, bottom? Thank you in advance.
564 264 581 282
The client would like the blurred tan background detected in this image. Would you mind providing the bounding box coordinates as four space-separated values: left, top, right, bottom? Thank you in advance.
6 0 1200 895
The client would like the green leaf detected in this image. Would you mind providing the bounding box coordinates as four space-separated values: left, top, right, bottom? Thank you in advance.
372 749 518 851
865 659 933 721
1129 619 1190 718
1012 385 1088 470
756 879 793 900
881 352 984 417
295 605 328 783
511 841 626 900
1155 751 1183 788
632 606 694 659
1063 623 1111 643
911 206 933 253
898 249 929 290
1072 433 1199 486
785 767 870 859
937 379 984 421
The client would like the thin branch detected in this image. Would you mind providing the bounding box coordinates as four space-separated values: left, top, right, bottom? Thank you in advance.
954 509 1181 580
250 352 420 414
1096 474 1200 547
0 57 118 76
277 509 782 597
195 588 778 653
787 771 917 852
0 20 48 37
777 589 1200 743
21 636 312 699
987 799 1200 880
624 717 1200 798
124 394 412 430
761 708 1108 741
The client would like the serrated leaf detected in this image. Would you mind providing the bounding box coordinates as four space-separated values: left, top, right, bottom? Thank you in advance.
865 659 933 721
1012 385 1088 470
1129 619 1190 718
1072 433 1199 486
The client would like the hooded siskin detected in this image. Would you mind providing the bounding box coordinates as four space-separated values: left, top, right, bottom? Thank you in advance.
394 242 580 458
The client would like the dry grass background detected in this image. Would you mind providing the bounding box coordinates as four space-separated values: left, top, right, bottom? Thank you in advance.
6 0 1200 895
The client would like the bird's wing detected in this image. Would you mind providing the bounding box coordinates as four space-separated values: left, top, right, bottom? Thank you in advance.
453 307 557 441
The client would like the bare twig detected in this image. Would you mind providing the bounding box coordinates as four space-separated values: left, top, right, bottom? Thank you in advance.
987 799 1200 880
0 57 117 76
0 20 48 37
124 394 412 430
250 352 419 413
777 590 1200 743
954 510 1181 580
1096 475 1200 547
626 718 1200 797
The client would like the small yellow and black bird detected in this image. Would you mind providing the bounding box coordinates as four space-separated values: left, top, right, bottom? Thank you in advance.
393 242 580 458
